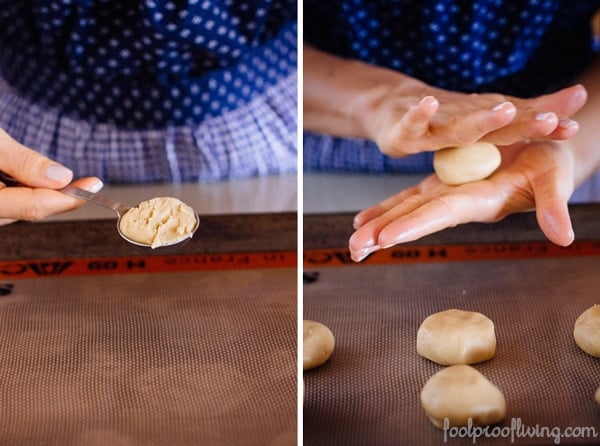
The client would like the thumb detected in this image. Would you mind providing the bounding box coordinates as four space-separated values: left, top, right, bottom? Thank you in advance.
532 171 575 247
536 196 574 247
0 129 72 188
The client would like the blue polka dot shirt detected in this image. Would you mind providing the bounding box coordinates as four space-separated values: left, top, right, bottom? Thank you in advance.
305 0 600 97
303 0 600 174
0 0 297 129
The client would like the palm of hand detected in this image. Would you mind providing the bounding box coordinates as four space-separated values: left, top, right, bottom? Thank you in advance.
350 140 575 261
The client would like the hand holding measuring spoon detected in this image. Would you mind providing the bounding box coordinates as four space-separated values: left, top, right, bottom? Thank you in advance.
0 129 199 248
0 129 101 226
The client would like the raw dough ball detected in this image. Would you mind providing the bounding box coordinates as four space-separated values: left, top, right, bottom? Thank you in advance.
421 364 506 429
303 320 335 370
433 142 501 185
573 305 600 357
417 309 496 365
595 386 600 405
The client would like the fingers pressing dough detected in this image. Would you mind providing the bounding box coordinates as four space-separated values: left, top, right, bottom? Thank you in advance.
433 142 501 185
421 364 507 429
573 305 600 357
303 320 335 370
417 309 496 365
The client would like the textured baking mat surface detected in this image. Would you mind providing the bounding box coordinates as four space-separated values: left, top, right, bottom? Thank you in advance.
303 256 600 446
0 269 296 446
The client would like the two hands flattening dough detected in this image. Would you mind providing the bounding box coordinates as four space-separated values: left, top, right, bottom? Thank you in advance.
347 80 589 261
304 45 600 262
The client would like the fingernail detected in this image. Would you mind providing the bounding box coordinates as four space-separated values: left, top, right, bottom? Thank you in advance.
45 164 72 182
87 179 104 193
418 96 438 109
543 210 574 246
492 101 514 112
535 112 557 122
566 229 575 245
558 119 579 130
351 245 380 262
349 231 376 249
352 216 363 230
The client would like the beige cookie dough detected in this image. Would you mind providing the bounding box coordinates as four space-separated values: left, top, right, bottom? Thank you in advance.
417 309 496 365
433 142 501 185
119 197 197 248
595 386 600 405
421 364 506 428
303 320 335 370
573 305 600 357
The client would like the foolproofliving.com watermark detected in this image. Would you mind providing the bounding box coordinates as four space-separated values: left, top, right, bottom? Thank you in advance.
442 418 599 444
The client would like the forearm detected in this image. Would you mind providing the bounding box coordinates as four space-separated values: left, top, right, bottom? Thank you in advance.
570 55 600 187
303 44 423 139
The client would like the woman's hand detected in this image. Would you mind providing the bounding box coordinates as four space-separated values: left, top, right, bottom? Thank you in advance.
0 129 103 225
304 45 587 157
366 83 586 157
349 140 576 262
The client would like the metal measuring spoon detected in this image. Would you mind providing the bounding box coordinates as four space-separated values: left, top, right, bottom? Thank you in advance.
0 171 199 248
60 184 200 248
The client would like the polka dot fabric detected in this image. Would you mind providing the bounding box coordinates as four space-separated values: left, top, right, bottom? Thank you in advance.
0 0 296 129
0 1 297 183
0 73 297 183
304 0 600 175
305 0 599 97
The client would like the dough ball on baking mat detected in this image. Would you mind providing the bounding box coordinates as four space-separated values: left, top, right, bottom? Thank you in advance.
574 304 600 357
417 309 496 365
421 364 506 429
303 320 335 370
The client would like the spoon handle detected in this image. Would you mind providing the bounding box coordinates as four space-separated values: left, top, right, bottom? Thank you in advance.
0 170 20 187
59 184 129 216
0 171 129 216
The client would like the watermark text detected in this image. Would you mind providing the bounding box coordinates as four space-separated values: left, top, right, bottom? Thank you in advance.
442 418 598 444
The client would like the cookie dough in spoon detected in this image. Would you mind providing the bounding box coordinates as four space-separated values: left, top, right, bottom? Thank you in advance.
61 185 199 248
119 196 198 248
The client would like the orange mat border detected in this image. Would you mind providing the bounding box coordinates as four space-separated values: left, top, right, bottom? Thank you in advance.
3 240 599 279
0 250 297 279
304 240 600 268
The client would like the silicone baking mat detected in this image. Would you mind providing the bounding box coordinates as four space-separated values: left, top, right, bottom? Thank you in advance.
303 207 600 446
0 214 297 446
